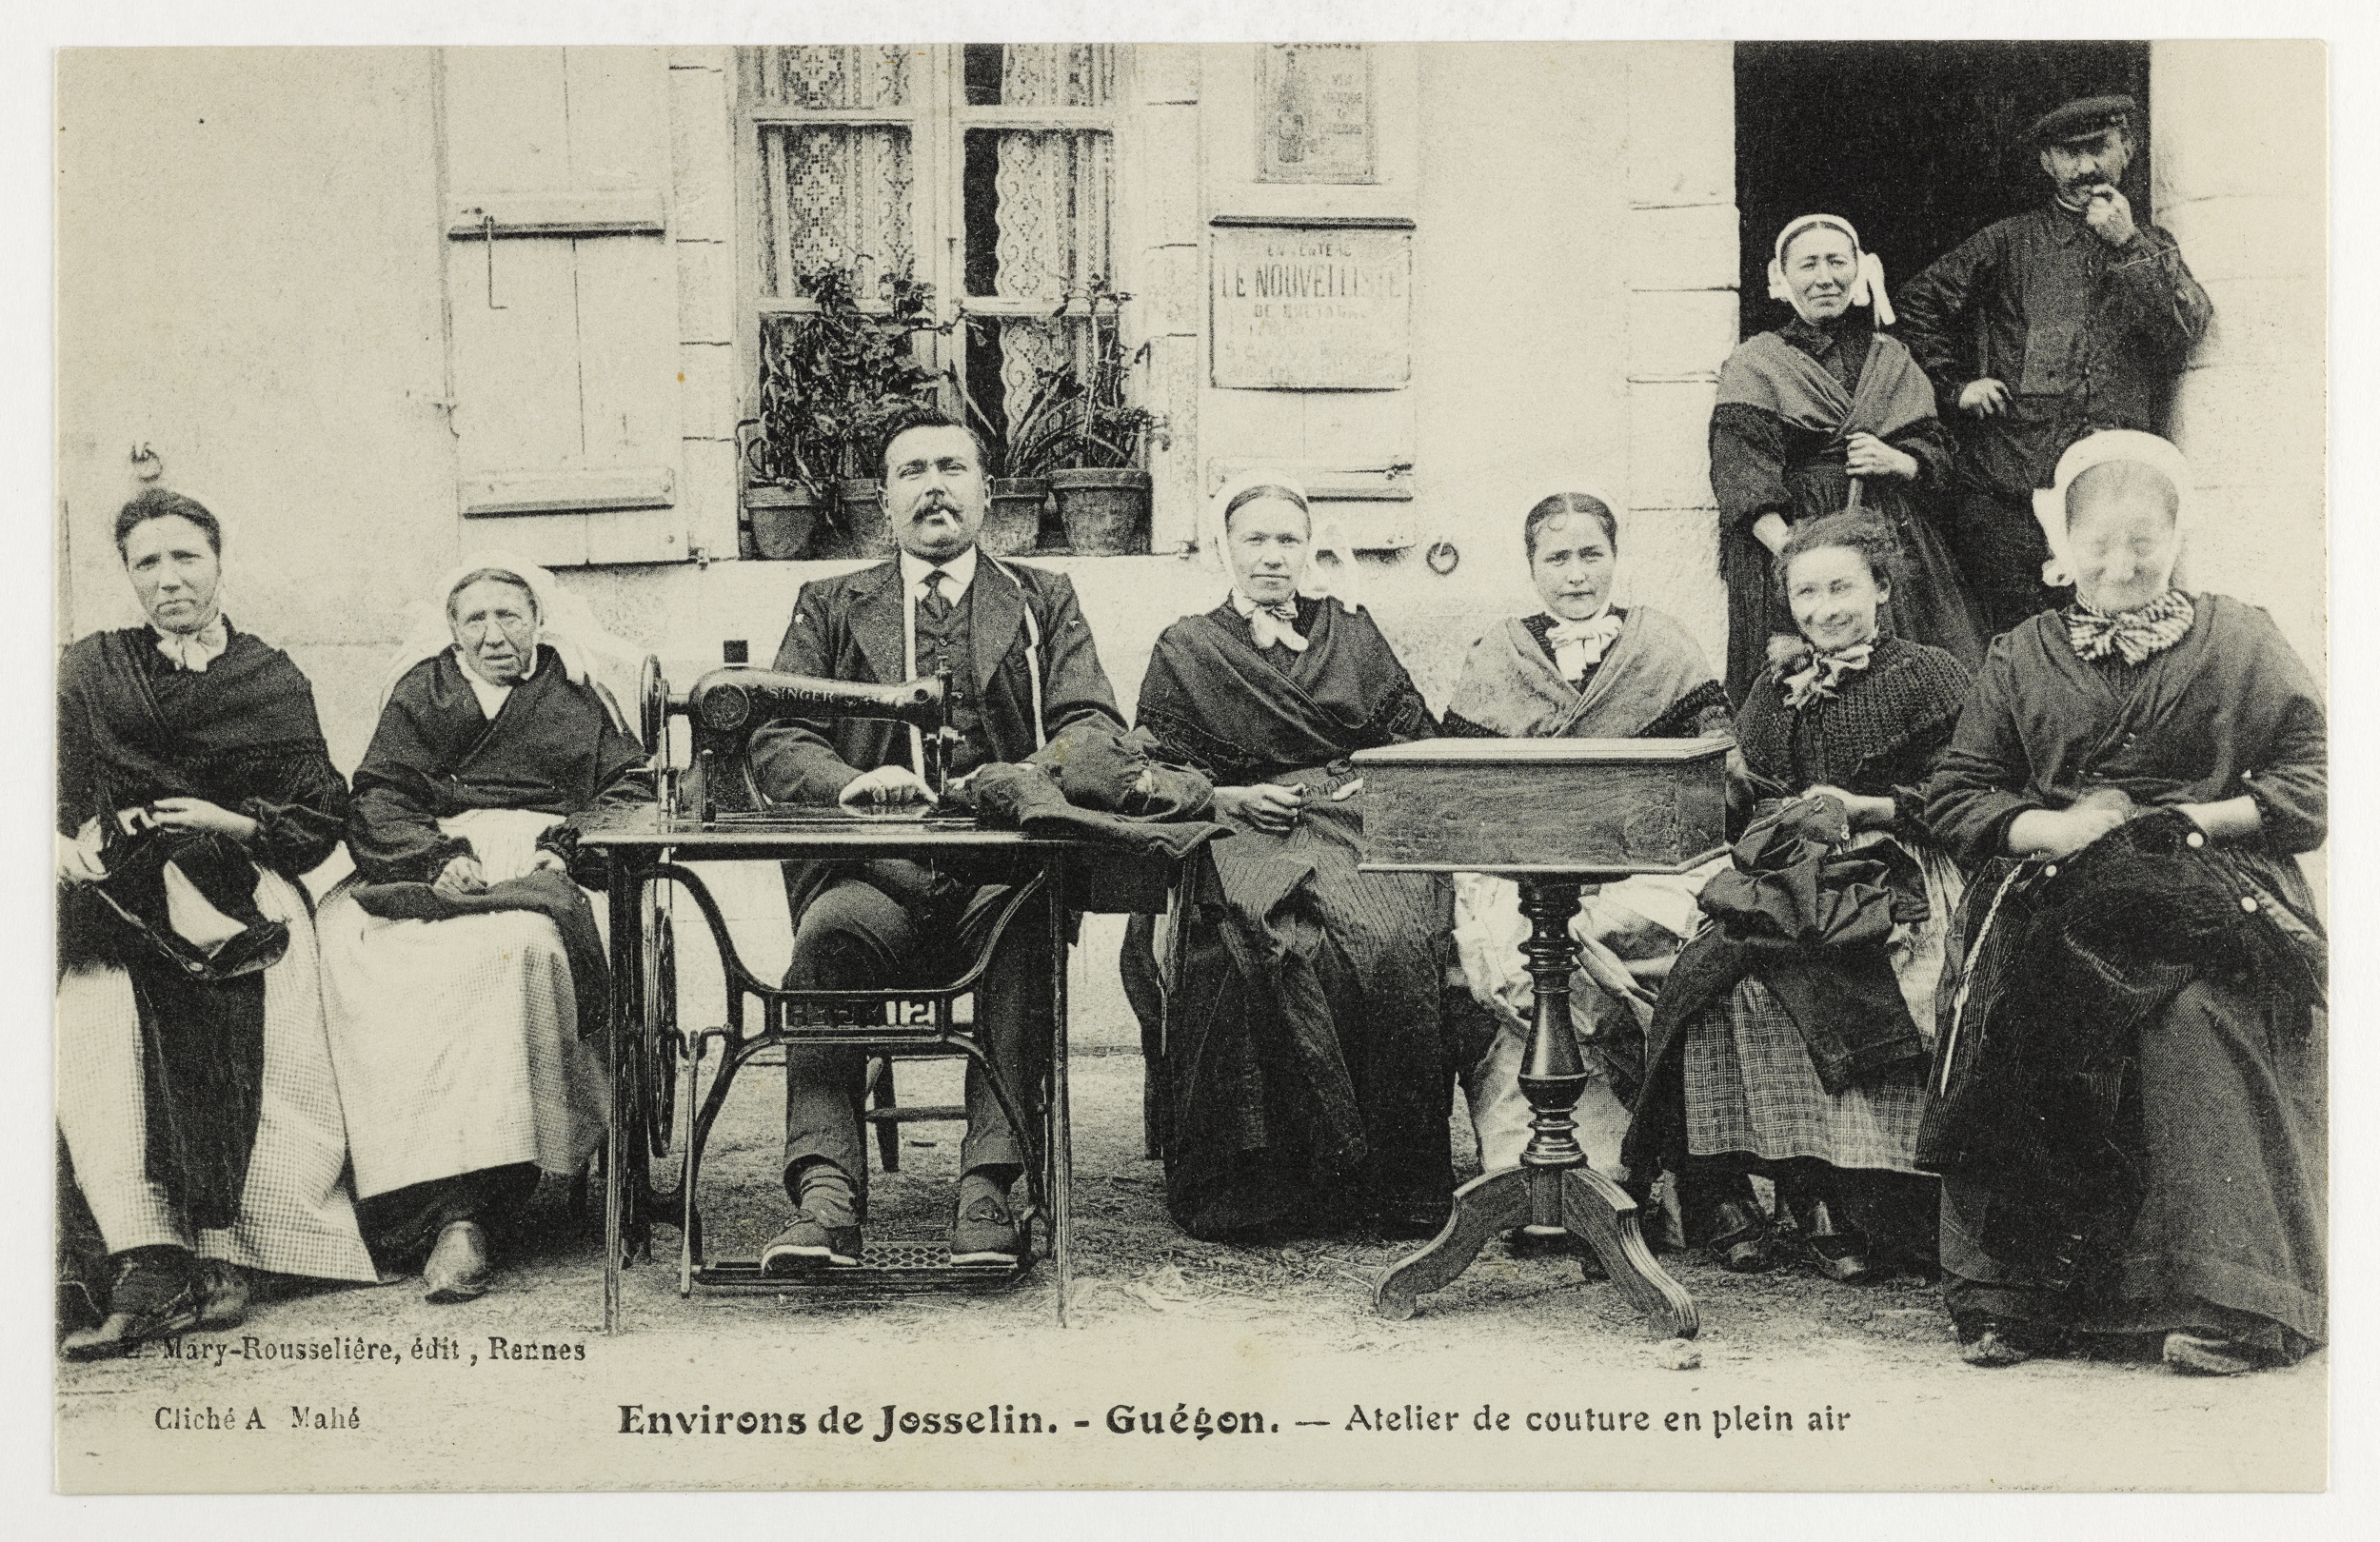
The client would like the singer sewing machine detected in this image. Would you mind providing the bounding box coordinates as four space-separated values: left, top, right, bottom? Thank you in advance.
637 655 965 823
582 653 1129 1334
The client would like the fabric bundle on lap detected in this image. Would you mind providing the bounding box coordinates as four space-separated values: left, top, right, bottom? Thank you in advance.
319 808 614 1204
1921 594 2327 1360
1626 631 1973 1276
55 623 376 1288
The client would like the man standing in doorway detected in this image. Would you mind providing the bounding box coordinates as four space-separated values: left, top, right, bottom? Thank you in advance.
747 409 1125 1274
1895 95 2213 634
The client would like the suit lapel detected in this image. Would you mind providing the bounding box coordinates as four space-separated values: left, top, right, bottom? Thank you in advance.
843 563 908 685
970 556 1025 700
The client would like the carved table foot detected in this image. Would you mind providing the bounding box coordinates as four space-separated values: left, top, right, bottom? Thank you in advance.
1374 1168 1530 1320
1374 1162 1698 1338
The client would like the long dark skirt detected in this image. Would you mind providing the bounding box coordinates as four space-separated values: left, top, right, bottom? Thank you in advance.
1940 971 2326 1354
1721 464 1985 704
1138 780 1455 1239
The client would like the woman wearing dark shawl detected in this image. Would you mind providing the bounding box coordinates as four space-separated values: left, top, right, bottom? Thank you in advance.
1439 490 1731 1193
1624 513 1973 1285
1712 213 1986 704
56 491 376 1359
317 555 650 1302
1128 472 1453 1239
1920 433 2326 1375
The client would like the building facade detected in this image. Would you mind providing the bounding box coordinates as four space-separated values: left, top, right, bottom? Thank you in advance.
56 42 2327 1019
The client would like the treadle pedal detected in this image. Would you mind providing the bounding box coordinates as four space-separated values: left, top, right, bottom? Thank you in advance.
695 1241 1033 1295
863 1104 968 1122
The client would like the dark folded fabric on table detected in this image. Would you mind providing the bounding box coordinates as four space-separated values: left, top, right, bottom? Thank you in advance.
946 722 1232 874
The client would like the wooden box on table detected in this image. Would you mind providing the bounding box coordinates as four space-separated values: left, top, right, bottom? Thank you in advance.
1349 738 1729 876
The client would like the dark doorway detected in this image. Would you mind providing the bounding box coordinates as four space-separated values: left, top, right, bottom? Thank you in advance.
1734 41 2152 339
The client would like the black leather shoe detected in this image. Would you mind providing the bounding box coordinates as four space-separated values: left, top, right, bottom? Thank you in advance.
61 1251 198 1361
1787 1196 1876 1284
193 1259 249 1329
423 1221 493 1303
2163 1330 2266 1376
949 1176 1021 1265
1704 1199 1775 1274
760 1213 862 1274
1956 1315 2063 1367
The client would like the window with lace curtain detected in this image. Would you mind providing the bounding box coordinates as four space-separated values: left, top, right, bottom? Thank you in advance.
739 44 1128 479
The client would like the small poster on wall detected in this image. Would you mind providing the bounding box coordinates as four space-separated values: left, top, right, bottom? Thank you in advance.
1257 42 1377 184
1210 218 1412 389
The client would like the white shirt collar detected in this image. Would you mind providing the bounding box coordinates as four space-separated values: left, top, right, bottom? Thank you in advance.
453 644 538 720
900 544 978 604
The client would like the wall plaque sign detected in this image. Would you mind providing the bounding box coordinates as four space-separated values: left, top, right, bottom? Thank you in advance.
1257 43 1376 185
1209 217 1413 390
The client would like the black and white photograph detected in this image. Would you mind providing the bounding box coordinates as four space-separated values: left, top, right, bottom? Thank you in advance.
28 6 2358 1503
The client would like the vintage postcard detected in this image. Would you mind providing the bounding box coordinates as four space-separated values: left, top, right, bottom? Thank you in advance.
47 27 2333 1497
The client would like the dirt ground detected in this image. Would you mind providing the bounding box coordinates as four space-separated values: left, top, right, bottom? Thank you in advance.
55 1048 2327 1493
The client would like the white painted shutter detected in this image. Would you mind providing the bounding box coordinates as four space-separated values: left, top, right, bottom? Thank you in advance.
442 47 685 564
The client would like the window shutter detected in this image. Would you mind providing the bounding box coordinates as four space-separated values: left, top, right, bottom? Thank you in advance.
441 47 685 564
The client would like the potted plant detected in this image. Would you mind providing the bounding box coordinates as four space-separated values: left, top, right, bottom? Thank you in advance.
737 418 822 560
752 264 946 560
947 339 1081 557
1045 281 1157 555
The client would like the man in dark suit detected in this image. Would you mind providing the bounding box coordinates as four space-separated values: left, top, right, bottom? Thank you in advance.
1895 95 2212 634
748 410 1124 1271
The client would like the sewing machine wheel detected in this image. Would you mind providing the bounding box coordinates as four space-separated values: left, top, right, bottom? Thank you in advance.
641 906 682 1162
638 654 667 764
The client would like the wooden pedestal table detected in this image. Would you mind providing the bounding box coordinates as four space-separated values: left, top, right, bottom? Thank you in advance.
1348 738 1727 1334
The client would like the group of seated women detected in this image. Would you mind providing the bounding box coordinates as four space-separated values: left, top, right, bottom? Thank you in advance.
57 489 645 1357
59 420 2324 1382
1131 441 2321 1381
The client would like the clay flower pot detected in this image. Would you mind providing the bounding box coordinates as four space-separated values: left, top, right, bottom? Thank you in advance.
744 483 823 560
983 477 1050 556
1050 467 1153 555
814 478 897 560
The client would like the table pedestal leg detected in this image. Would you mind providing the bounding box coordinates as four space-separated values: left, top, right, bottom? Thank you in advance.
1375 880 1697 1337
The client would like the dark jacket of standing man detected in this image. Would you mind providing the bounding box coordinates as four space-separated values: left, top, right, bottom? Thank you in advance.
745 409 1124 1276
1894 95 2213 634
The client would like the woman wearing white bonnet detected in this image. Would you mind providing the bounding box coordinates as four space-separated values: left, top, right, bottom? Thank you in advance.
1925 431 2328 1374
1126 470 1457 1240
1710 212 1986 703
1438 486 1735 1252
316 553 652 1303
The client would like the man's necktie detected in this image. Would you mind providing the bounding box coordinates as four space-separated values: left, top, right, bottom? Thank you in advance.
918 568 954 626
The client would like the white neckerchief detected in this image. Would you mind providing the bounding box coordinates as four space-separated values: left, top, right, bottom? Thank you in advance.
1542 605 1623 682
455 644 538 720
1230 588 1308 653
152 611 228 673
901 545 978 610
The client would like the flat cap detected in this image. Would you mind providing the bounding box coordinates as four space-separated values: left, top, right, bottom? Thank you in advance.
2027 94 2137 147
